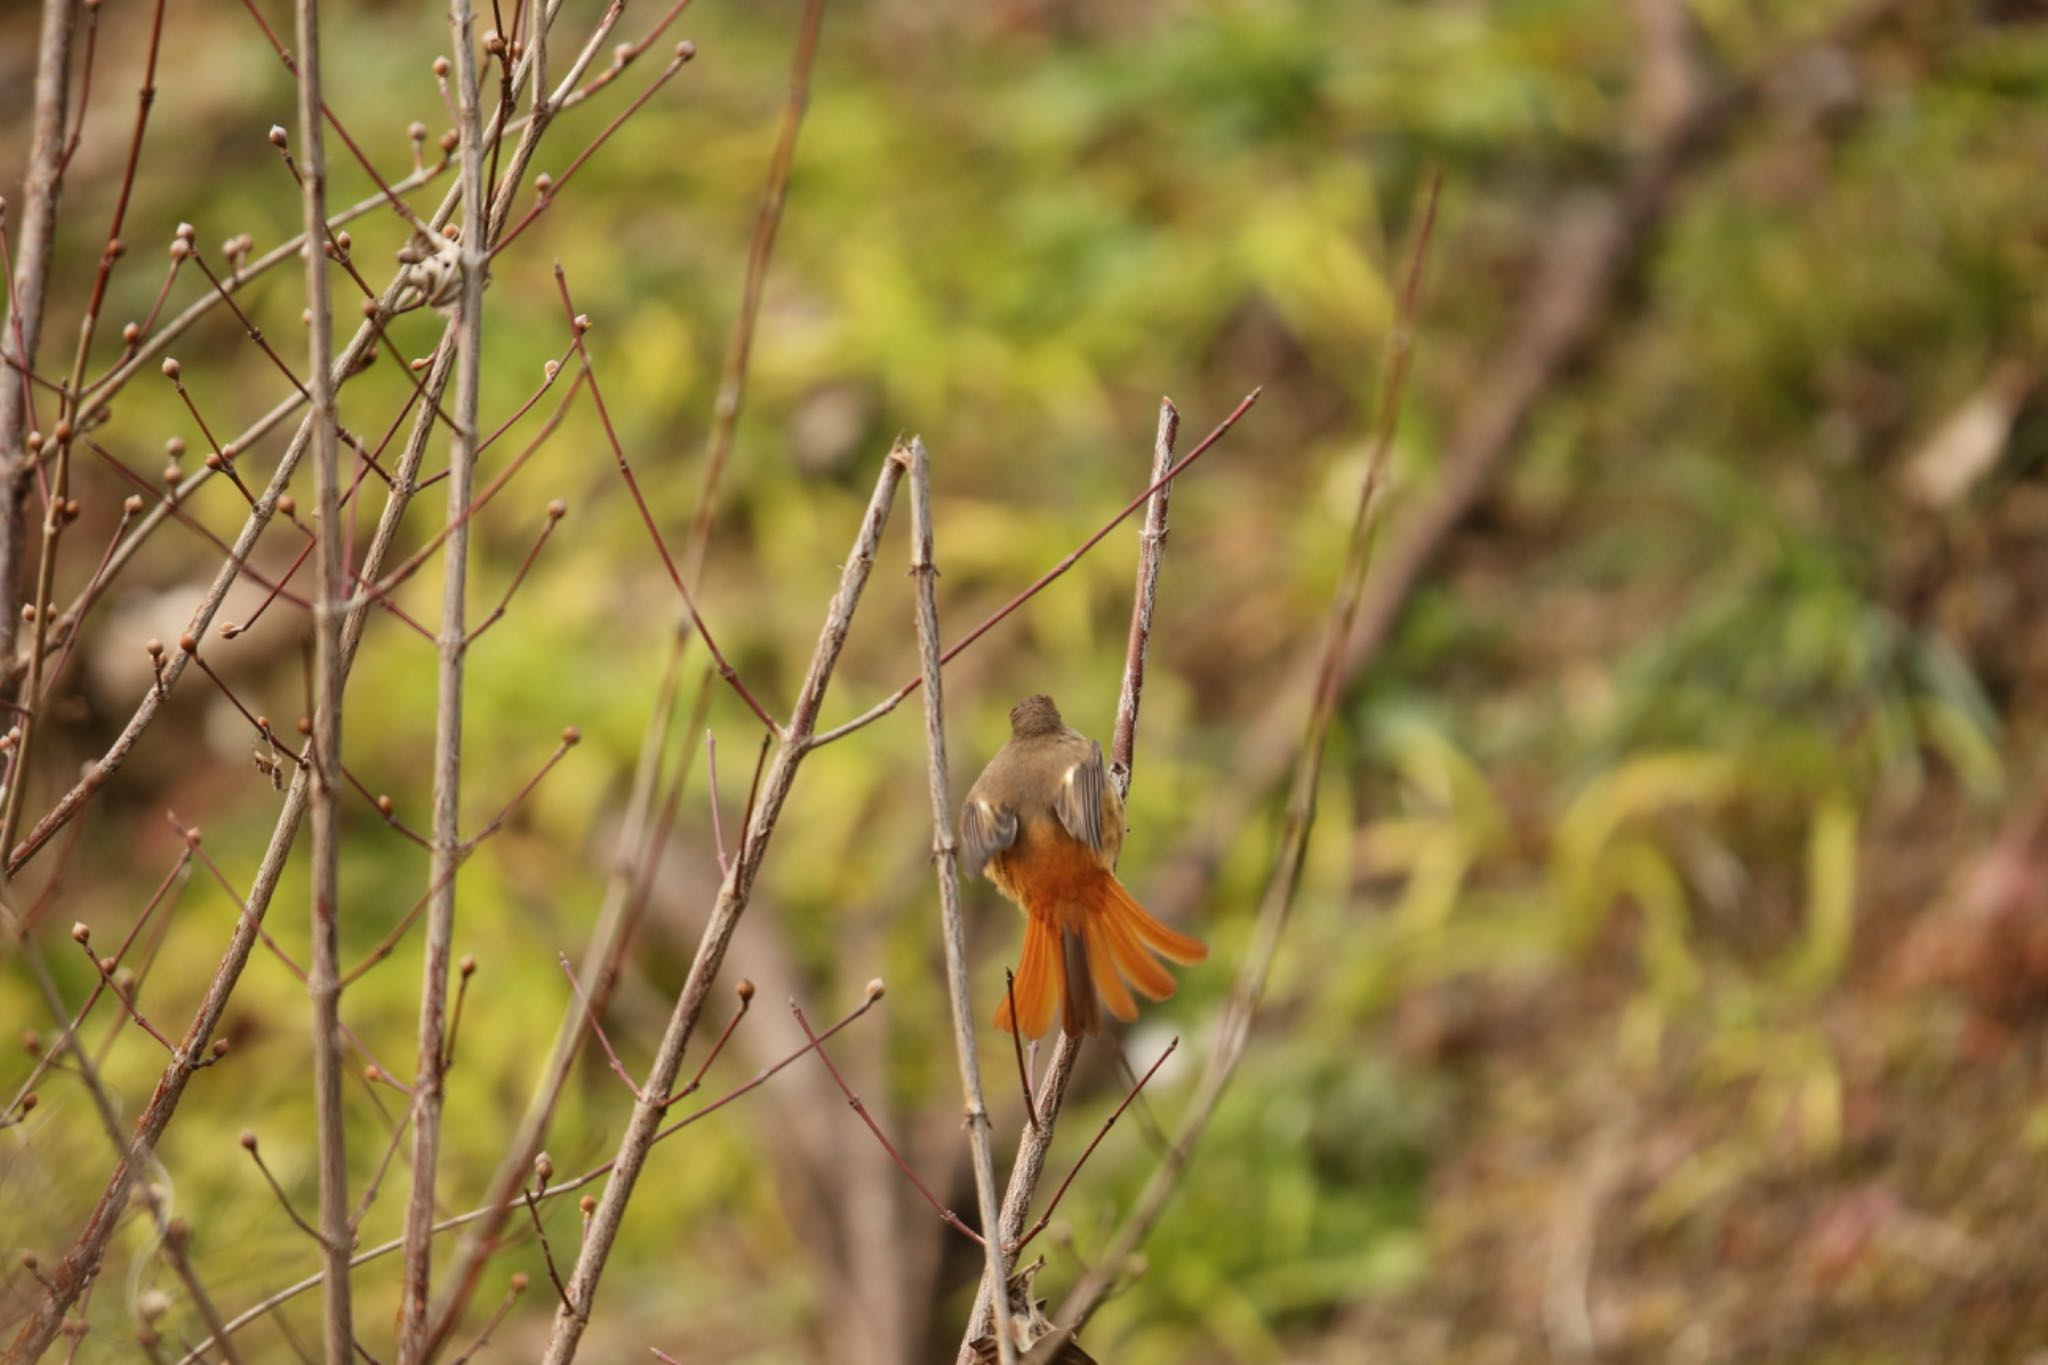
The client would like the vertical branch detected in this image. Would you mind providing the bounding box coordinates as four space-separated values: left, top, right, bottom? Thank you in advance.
0 0 78 665
539 446 906 1365
416 633 687 1357
1037 173 1443 1353
294 0 353 1355
906 437 1016 1365
400 0 489 1354
957 399 1181 1358
421 0 832 1332
3 0 169 861
1109 399 1178 803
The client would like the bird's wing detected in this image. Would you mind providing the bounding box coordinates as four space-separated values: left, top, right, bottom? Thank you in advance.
1052 740 1109 855
959 795 1018 879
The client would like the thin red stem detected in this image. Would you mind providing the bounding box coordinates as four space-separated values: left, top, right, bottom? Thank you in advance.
790 1001 985 1246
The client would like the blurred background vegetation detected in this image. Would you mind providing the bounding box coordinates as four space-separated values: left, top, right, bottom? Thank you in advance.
4 0 2048 1360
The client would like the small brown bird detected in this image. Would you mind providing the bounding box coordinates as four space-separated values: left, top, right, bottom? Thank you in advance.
960 694 1206 1038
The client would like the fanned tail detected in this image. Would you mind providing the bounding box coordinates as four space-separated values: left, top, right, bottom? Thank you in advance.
996 869 1205 1039
1095 871 1206 968
1078 869 1207 1020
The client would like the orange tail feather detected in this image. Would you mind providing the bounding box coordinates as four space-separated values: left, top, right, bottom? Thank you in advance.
1082 916 1139 1022
1096 898 1177 1001
1104 874 1207 965
995 911 1058 1038
999 866 1206 1038
1079 870 1206 1014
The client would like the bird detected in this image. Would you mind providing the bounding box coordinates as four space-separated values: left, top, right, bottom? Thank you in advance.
958 693 1206 1038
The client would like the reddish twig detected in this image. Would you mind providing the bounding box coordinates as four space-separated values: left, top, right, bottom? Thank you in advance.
683 0 828 583
492 42 698 256
553 268 779 732
659 978 752 1107
1016 1038 1178 1251
791 1001 985 1247
238 1131 328 1248
812 389 1261 748
556 954 647 1103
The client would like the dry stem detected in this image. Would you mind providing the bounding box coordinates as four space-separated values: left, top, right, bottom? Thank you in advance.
398 0 493 1349
0 0 78 667
906 435 1016 1363
538 446 907 1363
293 0 354 1354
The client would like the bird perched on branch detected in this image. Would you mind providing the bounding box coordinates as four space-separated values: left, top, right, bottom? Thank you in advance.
960 694 1206 1038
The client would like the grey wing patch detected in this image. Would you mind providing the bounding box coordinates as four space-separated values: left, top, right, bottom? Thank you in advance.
1052 742 1108 854
958 798 1018 879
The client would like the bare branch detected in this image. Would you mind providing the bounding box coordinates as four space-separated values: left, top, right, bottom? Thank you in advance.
790 1000 986 1248
539 446 907 1363
683 0 828 584
397 0 492 1345
0 0 80 667
292 0 355 1353
184 987 884 1365
907 435 1016 1361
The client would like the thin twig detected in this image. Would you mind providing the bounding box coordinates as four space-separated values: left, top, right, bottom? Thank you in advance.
554 267 779 733
160 1221 243 1365
658 979 751 1107
556 954 646 1102
538 448 906 1364
906 435 1016 1359
521 1188 573 1313
812 390 1259 749
1006 970 1038 1133
790 1001 985 1247
706 730 729 876
240 1131 329 1249
1016 1038 1177 1251
446 1274 527 1365
292 0 355 1353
